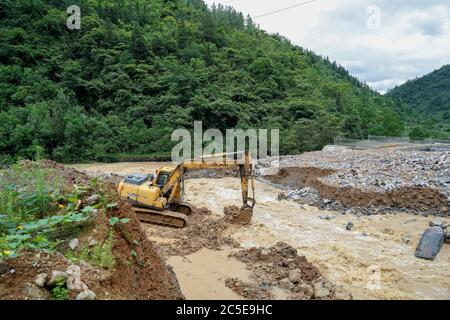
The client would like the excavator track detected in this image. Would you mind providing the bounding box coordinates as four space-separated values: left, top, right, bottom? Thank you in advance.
133 207 189 228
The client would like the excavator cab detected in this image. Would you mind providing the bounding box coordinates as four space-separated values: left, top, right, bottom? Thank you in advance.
155 170 170 188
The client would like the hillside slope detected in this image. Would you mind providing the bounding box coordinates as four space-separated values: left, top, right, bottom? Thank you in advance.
388 65 450 138
388 65 450 116
0 0 404 163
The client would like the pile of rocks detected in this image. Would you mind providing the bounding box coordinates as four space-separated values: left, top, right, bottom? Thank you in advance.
258 148 450 216
33 265 96 300
228 242 351 300
258 149 450 199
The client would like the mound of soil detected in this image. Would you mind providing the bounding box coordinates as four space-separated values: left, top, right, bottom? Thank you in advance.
227 242 351 300
96 199 183 299
147 207 240 257
0 251 71 300
267 167 449 215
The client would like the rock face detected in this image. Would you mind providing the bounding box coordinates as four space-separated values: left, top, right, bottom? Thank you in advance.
415 227 445 260
66 265 88 291
319 214 336 220
430 220 444 228
445 232 450 244
346 222 354 231
313 281 332 299
88 239 98 247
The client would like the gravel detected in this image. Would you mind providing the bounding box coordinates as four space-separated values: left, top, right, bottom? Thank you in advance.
258 148 450 199
258 148 450 216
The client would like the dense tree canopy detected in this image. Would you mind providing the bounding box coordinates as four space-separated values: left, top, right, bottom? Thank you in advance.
388 65 450 139
0 0 406 163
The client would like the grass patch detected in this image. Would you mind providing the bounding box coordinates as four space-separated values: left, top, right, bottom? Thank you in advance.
76 229 116 270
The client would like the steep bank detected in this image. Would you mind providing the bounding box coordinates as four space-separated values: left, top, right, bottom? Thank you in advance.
0 161 183 300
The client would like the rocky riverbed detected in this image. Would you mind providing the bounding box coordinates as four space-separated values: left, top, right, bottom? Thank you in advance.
258 147 450 216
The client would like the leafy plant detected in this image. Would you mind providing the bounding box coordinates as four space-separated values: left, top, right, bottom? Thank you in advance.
51 279 69 300
0 163 93 259
78 230 116 270
106 203 118 209
108 217 129 226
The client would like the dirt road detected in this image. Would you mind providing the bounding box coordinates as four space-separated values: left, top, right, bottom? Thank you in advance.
70 162 450 300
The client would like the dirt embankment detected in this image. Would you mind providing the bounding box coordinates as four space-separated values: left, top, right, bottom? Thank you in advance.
0 161 183 300
266 167 449 214
95 200 183 299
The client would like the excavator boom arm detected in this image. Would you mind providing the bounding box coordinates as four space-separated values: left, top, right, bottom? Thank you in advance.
161 152 256 209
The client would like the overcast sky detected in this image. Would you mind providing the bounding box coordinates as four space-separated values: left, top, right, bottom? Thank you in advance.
204 0 450 93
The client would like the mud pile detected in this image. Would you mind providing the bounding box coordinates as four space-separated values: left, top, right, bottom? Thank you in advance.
223 205 253 225
226 242 351 300
0 160 183 300
146 207 240 257
266 166 449 216
97 201 183 299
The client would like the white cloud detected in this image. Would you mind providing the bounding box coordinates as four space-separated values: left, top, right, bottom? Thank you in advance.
204 0 450 93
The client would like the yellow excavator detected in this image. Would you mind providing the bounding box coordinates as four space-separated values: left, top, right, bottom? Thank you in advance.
117 152 256 228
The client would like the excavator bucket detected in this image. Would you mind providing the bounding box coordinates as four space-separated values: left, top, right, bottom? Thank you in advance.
237 206 254 225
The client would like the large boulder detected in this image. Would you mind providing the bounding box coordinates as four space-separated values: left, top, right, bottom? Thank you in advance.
415 227 444 260
66 265 88 291
24 283 51 300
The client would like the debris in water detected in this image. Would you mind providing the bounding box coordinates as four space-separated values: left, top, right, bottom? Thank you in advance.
430 220 445 228
346 222 354 231
146 207 240 257
444 232 450 244
226 242 350 300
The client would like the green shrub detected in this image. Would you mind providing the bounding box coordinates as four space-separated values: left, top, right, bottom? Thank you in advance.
78 229 115 270
0 162 92 259
51 279 69 300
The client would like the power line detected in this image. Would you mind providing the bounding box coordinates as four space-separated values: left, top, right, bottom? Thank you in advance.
222 0 237 5
253 0 317 19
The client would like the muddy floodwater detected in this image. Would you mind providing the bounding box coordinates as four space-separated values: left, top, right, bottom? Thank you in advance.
71 162 450 300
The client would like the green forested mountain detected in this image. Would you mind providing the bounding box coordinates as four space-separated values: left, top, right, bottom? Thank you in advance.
388 65 450 116
0 0 405 163
388 65 450 139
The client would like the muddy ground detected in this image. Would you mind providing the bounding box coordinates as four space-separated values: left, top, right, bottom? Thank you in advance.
70 151 450 300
